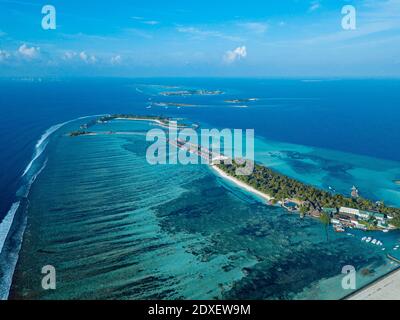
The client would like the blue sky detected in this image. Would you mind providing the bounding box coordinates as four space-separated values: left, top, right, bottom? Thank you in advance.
1 0 400 77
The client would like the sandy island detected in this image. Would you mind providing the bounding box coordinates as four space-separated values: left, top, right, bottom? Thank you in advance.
115 117 166 126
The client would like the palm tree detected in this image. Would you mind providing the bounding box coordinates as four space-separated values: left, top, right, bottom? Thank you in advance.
319 212 331 241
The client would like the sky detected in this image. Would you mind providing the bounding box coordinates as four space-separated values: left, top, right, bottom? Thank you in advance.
0 0 400 77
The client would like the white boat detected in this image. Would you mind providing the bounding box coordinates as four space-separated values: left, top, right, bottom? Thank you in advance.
372 239 377 245
366 237 372 243
383 229 389 233
361 237 367 241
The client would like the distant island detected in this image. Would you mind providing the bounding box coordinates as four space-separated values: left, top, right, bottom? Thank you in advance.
152 102 196 108
224 98 259 104
160 89 224 97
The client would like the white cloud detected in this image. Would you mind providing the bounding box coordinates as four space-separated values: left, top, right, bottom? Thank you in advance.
177 26 242 42
18 44 40 58
224 46 247 64
79 51 96 63
132 16 160 25
143 20 159 25
110 55 122 65
239 22 268 34
0 50 10 61
63 51 77 60
309 2 321 12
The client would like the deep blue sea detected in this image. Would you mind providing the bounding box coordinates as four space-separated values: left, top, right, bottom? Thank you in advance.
0 78 400 299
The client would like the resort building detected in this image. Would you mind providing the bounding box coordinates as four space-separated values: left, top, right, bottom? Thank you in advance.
339 207 375 220
327 207 391 231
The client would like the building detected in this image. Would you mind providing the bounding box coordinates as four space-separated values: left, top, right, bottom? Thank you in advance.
322 207 338 215
338 207 389 229
370 212 386 222
340 207 360 216
351 185 359 198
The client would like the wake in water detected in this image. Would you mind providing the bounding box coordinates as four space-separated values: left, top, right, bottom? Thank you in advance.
0 202 20 256
21 114 107 177
0 114 104 300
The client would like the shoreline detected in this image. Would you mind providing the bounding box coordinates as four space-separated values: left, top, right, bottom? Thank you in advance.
114 117 168 128
114 117 189 129
210 164 273 202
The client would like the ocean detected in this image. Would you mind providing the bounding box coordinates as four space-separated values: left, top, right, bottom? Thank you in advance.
0 78 399 299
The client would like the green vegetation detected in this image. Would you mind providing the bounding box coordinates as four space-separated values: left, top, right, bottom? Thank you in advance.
99 114 170 123
319 212 331 241
217 161 400 228
69 131 93 137
98 114 192 128
160 89 224 96
69 114 195 137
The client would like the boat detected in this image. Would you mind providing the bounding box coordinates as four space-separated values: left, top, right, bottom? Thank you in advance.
366 237 372 243
371 239 377 245
334 225 345 233
361 237 367 241
383 229 389 233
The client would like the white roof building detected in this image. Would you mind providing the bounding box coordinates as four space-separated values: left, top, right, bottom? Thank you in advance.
340 207 360 216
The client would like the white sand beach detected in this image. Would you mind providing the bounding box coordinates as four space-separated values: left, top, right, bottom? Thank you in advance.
210 164 274 202
115 117 167 127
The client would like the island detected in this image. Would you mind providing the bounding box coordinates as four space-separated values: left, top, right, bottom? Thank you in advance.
98 114 173 126
160 89 224 97
224 98 259 104
152 102 196 108
69 114 197 137
215 161 400 231
68 115 400 232
69 130 95 137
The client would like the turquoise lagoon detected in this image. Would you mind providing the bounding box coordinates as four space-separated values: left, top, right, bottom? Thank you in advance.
9 118 400 300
